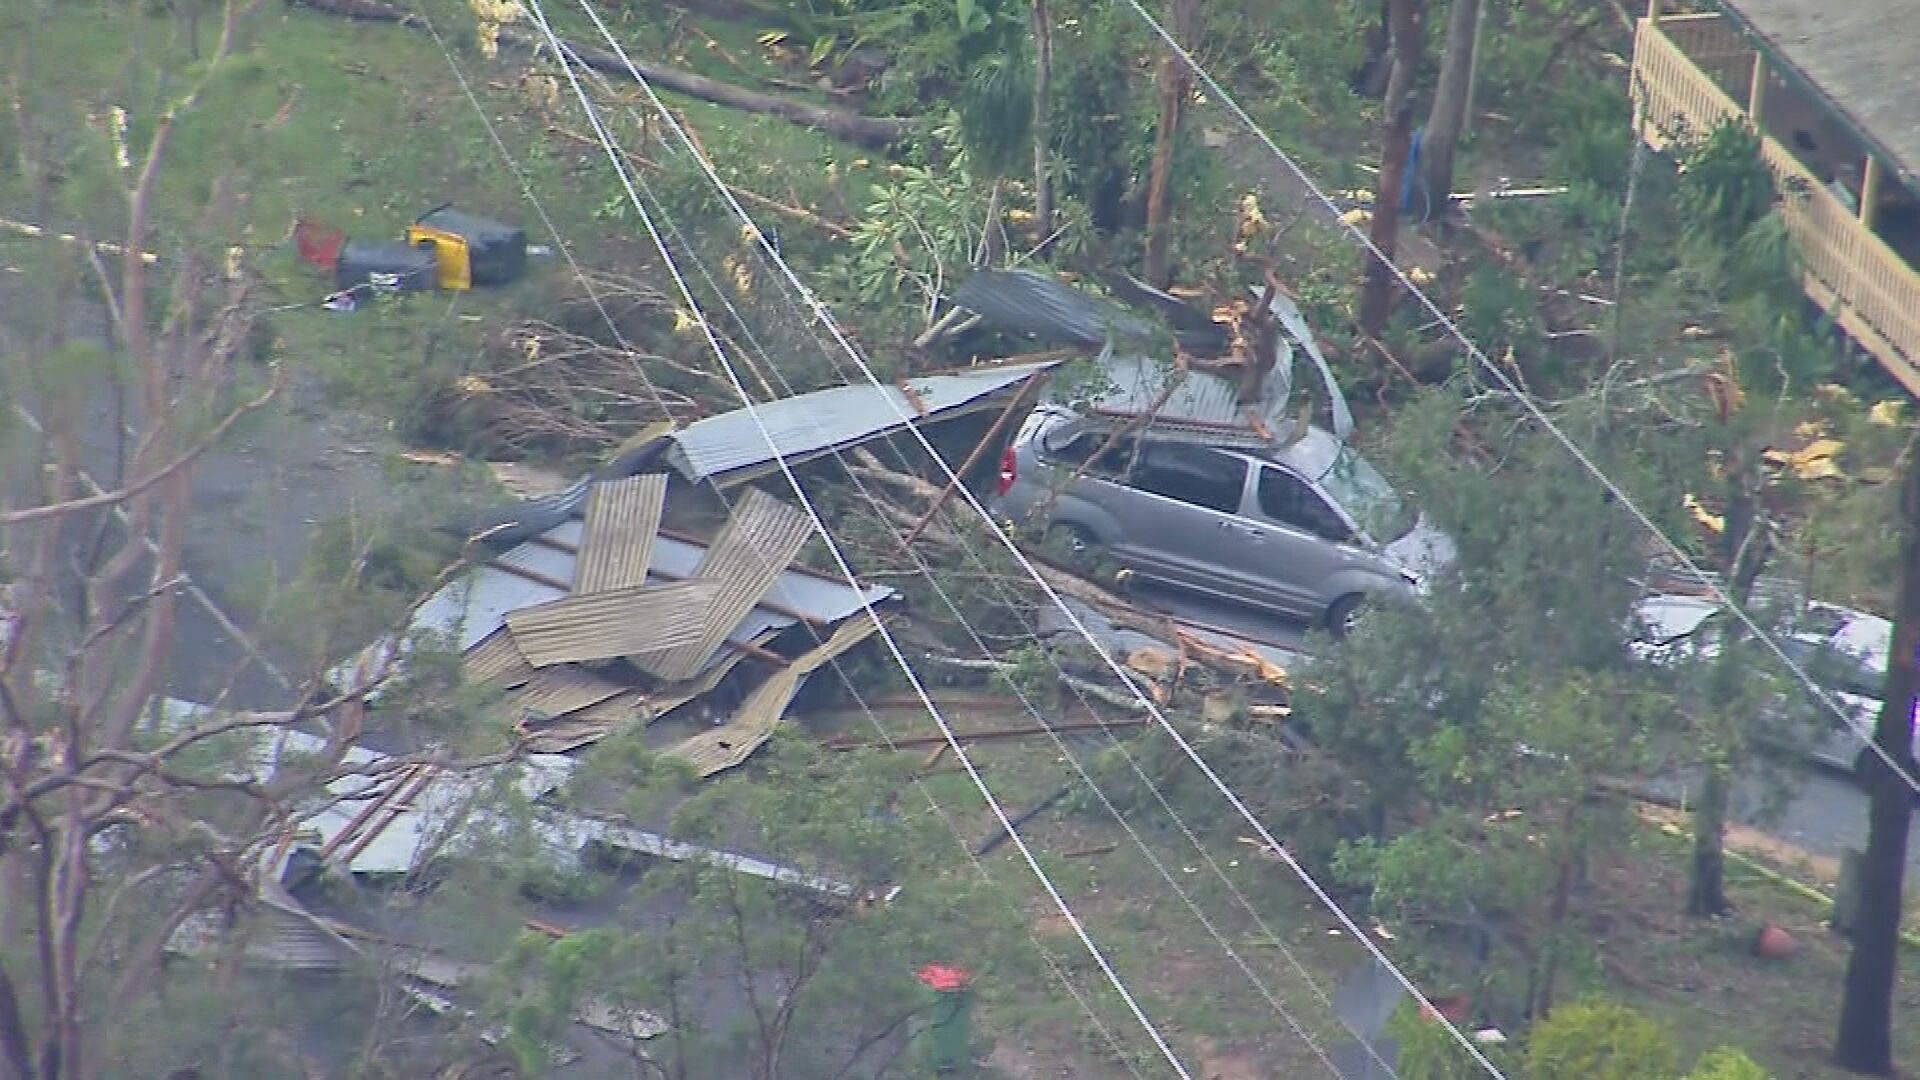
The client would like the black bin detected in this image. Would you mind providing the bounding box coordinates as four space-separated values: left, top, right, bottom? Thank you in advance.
334 241 439 293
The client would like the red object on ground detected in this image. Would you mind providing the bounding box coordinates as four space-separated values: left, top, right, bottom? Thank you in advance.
995 447 1018 497
916 964 973 993
295 218 347 272
1754 923 1798 960
1419 994 1472 1024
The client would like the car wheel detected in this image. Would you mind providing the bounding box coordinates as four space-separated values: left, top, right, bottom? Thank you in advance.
1327 593 1367 639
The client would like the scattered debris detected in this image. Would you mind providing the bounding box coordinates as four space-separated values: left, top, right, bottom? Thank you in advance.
973 784 1074 857
406 205 528 290
2 212 160 264
299 205 528 300
345 468 894 765
487 460 572 498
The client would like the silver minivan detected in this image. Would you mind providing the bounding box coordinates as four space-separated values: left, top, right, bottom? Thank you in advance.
996 405 1455 633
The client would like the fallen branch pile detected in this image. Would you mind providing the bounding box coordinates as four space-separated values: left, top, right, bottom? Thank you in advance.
481 320 703 452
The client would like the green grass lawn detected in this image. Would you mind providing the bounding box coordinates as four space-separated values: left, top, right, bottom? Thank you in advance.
2 0 873 453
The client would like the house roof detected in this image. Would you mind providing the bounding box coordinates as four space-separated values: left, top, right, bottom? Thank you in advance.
1718 0 1920 186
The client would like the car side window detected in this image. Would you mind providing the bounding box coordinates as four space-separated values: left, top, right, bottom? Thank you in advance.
1130 443 1245 514
1046 432 1138 480
1257 467 1351 542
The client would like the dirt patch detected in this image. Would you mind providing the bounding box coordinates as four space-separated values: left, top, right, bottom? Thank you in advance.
1195 1038 1269 1080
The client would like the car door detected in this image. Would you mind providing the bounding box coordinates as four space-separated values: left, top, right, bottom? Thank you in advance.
1110 442 1253 595
1242 464 1360 613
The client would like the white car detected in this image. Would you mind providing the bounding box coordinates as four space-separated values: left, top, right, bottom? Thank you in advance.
1630 593 1898 779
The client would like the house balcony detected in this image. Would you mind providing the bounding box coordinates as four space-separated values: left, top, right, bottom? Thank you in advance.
1629 9 1920 396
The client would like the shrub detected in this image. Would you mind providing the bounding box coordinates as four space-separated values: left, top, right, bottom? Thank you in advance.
1526 1001 1680 1080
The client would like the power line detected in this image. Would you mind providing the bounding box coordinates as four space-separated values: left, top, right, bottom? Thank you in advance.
599 102 1351 1076
559 52 1378 1072
518 4 1196 1073
417 17 1152 1072
1118 0 1920 800
559 2 1505 1073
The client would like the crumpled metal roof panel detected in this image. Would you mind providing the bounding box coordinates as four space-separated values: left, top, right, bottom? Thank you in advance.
661 359 1062 484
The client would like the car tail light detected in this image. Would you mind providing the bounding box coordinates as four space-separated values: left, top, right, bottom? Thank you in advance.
995 447 1018 497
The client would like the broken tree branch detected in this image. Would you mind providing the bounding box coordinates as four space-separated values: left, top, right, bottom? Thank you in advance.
497 26 914 150
0 368 282 526
903 373 1046 545
922 655 1149 712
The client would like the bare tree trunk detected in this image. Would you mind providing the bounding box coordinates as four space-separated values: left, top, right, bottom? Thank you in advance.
1529 833 1584 1020
1030 0 1054 241
1141 0 1197 288
1357 0 1425 339
1418 0 1480 206
1687 762 1732 916
1690 453 1770 917
1834 439 1920 1075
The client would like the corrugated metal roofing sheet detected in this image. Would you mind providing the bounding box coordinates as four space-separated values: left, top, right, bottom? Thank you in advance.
509 665 629 720
519 686 652 753
573 475 666 594
952 269 1156 348
1084 354 1294 449
505 580 719 668
666 615 882 778
653 358 1062 485
463 627 534 688
632 490 813 681
413 537 575 650
420 520 891 687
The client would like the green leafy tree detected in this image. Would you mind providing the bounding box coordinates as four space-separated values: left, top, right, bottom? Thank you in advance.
474 734 1027 1079
1300 393 1689 1019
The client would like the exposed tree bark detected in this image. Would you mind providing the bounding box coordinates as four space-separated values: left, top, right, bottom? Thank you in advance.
1352 0 1395 98
286 0 419 22
1417 0 1480 207
1689 451 1771 917
494 27 915 150
1834 437 1920 1075
1030 0 1055 241
1141 0 1198 288
1357 0 1425 339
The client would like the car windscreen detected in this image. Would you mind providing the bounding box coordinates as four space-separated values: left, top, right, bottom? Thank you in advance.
1316 445 1416 542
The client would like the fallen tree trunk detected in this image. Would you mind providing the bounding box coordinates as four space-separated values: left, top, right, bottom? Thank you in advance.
497 27 915 150
288 0 419 21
